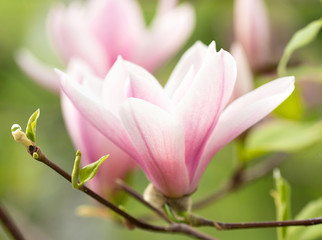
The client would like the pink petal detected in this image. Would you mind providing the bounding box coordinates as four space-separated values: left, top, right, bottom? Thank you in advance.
119 98 189 197
88 0 145 63
57 66 138 160
61 93 135 197
134 3 195 72
165 41 208 97
125 62 173 112
48 3 109 77
176 48 237 178
99 58 132 115
93 142 136 197
230 42 254 101
101 57 173 114
234 0 270 70
171 65 195 105
157 0 178 14
192 76 295 189
15 49 60 93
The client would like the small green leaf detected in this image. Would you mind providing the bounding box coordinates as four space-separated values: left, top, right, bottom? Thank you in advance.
271 169 291 240
289 198 322 240
79 154 109 186
244 120 322 160
72 150 82 189
278 18 322 76
25 109 40 142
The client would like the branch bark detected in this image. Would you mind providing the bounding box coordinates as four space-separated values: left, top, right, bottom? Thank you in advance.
25 144 217 240
193 215 322 230
0 204 25 240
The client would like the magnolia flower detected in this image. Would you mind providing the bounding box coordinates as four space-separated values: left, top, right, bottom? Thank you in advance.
234 0 270 70
230 42 254 101
17 0 195 93
61 62 136 198
58 41 295 199
16 0 194 199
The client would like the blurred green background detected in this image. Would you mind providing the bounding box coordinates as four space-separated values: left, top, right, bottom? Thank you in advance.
0 0 321 239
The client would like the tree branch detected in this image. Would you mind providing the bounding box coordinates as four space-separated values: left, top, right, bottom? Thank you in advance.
0 204 25 240
193 153 287 210
25 144 218 240
116 179 172 223
192 215 322 230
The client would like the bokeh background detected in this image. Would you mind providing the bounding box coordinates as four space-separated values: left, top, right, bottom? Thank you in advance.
0 0 321 239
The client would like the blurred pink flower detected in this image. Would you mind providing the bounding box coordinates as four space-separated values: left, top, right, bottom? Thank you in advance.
61 61 136 198
234 0 270 70
17 0 195 93
230 42 254 101
58 41 295 198
16 0 194 199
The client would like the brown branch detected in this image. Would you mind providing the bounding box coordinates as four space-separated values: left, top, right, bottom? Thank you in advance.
193 215 322 230
0 204 25 240
18 142 322 237
25 144 218 240
193 153 287 210
116 179 172 223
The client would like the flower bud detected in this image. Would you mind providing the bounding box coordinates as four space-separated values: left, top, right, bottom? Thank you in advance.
143 184 192 213
11 124 33 148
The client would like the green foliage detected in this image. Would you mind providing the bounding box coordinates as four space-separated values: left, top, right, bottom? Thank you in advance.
271 169 291 240
79 155 109 186
72 150 82 189
273 86 304 120
25 108 40 142
72 150 109 189
278 18 322 76
289 198 322 240
244 119 322 160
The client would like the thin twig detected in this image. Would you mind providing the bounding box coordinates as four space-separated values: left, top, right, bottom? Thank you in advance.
116 179 172 223
26 144 217 240
0 204 25 240
193 153 287 210
18 143 322 238
193 215 322 230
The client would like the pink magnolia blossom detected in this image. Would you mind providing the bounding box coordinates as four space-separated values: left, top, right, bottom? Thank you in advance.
60 61 136 197
234 0 270 70
58 41 295 198
230 42 254 101
17 0 195 93
16 0 194 199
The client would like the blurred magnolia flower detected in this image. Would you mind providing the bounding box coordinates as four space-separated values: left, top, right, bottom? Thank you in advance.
17 0 195 93
16 0 195 200
58 41 295 199
61 62 136 198
234 0 270 71
230 42 254 101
